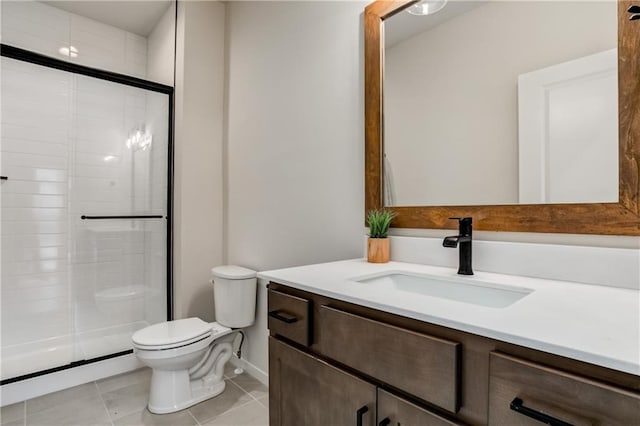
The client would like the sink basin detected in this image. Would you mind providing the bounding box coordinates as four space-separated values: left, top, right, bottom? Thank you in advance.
352 272 533 308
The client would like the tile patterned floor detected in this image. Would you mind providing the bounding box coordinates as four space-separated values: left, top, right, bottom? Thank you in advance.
1 365 268 426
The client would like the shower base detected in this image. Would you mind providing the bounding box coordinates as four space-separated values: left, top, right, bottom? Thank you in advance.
1 321 148 382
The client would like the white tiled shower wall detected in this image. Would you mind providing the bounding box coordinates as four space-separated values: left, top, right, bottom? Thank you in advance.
0 1 171 380
1 1 147 78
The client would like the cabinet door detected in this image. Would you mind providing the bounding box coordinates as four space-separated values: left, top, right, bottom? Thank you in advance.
489 352 640 426
269 337 376 426
377 389 464 426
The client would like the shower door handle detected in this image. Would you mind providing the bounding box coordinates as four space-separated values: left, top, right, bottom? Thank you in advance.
81 215 165 220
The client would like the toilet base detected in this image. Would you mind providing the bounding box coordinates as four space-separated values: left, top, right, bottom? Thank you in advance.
147 369 227 414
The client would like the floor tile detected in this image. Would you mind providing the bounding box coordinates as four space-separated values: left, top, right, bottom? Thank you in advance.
230 374 268 400
97 368 151 394
26 394 110 426
102 381 151 421
223 363 238 380
26 382 99 415
188 381 252 424
114 408 197 426
256 395 268 409
201 400 268 426
1 402 24 425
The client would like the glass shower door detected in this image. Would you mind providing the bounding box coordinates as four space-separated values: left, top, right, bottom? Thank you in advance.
68 72 169 361
0 53 171 382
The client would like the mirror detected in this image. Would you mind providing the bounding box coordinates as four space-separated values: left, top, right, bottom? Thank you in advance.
364 0 640 235
383 1 618 207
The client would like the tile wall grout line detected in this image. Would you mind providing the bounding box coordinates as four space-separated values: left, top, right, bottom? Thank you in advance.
94 381 115 426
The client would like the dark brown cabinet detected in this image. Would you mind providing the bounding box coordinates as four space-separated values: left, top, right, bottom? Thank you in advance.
378 389 464 426
488 352 640 426
319 305 460 413
268 284 640 426
269 337 377 426
267 288 311 346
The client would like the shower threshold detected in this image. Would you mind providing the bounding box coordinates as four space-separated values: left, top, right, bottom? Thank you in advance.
1 321 148 382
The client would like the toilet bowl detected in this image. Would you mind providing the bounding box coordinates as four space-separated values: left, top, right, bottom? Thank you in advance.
132 265 257 414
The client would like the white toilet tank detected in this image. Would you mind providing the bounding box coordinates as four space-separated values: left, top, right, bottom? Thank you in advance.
211 265 257 328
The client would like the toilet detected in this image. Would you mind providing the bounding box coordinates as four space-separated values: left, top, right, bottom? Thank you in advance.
132 265 257 414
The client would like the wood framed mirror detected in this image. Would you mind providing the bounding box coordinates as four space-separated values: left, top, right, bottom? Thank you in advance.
365 0 639 235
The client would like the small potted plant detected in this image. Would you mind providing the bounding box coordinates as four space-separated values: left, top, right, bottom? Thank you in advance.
367 209 397 263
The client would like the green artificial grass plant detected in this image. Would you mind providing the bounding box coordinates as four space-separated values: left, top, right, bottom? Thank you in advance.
367 209 397 238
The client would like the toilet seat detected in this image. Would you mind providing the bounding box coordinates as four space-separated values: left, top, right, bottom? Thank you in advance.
133 318 212 350
132 318 233 351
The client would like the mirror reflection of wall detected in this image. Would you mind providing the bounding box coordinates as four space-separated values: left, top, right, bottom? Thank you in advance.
383 1 618 207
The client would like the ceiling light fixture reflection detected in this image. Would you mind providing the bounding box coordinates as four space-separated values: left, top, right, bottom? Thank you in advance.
103 155 116 162
126 128 153 152
407 0 448 16
58 46 79 58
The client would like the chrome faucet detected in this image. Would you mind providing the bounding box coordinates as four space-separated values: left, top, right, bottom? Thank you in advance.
443 217 473 275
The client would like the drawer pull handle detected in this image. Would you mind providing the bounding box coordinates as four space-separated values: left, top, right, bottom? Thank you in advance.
356 405 369 426
268 310 298 324
510 398 573 426
379 418 391 426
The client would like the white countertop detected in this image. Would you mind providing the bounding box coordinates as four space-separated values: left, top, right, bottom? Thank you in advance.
259 259 640 376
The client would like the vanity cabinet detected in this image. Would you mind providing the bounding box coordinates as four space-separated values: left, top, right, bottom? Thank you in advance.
267 283 640 426
488 352 640 425
378 389 463 426
267 288 311 346
319 305 460 413
269 337 377 426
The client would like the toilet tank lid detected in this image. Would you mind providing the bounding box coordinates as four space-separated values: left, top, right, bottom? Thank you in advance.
211 265 256 280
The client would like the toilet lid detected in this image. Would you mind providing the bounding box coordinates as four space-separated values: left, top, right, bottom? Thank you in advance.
132 318 213 348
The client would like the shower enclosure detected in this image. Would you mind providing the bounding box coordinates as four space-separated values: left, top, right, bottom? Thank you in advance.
0 41 172 384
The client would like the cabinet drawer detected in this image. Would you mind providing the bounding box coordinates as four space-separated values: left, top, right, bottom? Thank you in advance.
267 288 311 346
378 389 464 426
318 305 460 413
488 352 640 426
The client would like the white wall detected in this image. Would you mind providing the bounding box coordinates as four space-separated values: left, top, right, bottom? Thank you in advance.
173 0 226 321
384 1 616 206
225 1 367 374
147 3 176 86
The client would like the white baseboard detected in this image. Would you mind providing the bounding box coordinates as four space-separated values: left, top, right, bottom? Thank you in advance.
0 354 143 406
228 355 268 386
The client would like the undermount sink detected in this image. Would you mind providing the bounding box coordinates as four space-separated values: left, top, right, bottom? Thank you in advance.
351 271 533 308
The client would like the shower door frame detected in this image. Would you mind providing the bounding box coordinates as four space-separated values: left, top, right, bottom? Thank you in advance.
0 43 174 385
